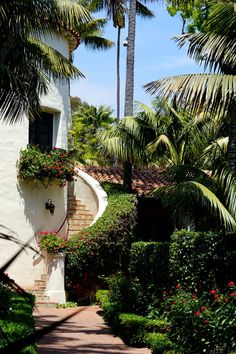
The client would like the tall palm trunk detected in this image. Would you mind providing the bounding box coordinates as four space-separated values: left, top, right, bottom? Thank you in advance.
116 26 121 121
123 0 136 191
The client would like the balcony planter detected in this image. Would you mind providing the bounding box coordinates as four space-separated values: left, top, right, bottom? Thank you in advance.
18 145 77 188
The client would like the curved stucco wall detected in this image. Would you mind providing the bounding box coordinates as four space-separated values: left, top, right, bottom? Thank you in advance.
70 169 108 224
0 34 70 287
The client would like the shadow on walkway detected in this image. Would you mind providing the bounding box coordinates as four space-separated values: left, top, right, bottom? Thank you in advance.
34 306 151 354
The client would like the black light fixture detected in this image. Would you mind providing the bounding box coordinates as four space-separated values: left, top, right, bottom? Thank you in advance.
45 199 55 215
123 37 128 47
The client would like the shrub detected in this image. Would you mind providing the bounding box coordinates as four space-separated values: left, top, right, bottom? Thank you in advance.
118 313 170 347
144 333 175 354
161 283 236 354
0 291 36 353
170 230 236 292
18 145 77 187
129 242 170 310
66 189 137 301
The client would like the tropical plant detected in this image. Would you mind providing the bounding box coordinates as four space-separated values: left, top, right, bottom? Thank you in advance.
98 99 222 169
70 101 115 164
145 1 236 172
0 0 93 123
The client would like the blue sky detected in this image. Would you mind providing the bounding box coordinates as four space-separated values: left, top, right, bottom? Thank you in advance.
71 3 202 115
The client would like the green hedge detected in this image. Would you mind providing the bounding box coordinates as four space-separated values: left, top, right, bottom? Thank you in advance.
170 230 236 291
66 185 137 301
119 313 170 347
144 332 176 354
0 291 36 353
129 242 170 304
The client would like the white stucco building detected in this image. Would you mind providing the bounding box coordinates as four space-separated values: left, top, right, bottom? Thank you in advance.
0 30 108 304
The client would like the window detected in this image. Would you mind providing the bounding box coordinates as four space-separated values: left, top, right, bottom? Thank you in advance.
29 112 53 151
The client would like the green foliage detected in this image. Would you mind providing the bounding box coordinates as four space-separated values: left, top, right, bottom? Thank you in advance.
119 313 170 347
66 191 137 301
161 285 236 354
38 232 68 253
18 145 77 187
129 242 171 307
0 290 36 353
69 100 114 165
144 332 175 354
170 230 236 292
166 0 217 33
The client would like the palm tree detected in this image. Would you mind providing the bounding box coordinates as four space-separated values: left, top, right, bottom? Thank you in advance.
89 0 154 121
145 1 236 171
0 0 92 123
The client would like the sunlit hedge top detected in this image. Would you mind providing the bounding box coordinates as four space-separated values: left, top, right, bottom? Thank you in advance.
18 145 77 187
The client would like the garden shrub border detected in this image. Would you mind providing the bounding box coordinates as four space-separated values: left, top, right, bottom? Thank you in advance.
66 183 138 301
170 230 236 292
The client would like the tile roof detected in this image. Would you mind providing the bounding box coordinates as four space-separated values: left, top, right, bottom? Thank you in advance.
78 165 169 195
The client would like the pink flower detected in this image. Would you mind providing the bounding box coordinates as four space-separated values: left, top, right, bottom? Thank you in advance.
210 289 216 295
194 310 201 316
200 306 207 311
229 291 236 297
228 281 235 287
175 284 181 289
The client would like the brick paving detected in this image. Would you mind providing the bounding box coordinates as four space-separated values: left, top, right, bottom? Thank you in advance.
34 305 151 354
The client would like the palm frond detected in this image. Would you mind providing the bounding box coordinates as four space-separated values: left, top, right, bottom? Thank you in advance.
136 1 155 18
145 74 236 115
29 37 84 79
82 35 114 50
174 32 236 73
152 180 236 231
146 134 180 165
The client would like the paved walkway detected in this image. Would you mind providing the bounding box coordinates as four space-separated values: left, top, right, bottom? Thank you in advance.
34 306 151 354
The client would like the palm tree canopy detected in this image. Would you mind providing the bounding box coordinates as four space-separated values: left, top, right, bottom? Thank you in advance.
144 1 236 114
0 0 94 123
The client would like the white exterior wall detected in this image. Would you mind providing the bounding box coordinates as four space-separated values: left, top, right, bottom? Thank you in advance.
0 34 70 287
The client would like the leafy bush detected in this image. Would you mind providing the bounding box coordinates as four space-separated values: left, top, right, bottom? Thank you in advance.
18 145 77 187
119 313 170 347
38 231 67 253
0 290 36 353
170 230 236 292
66 189 137 301
129 242 170 311
161 283 236 354
144 333 175 354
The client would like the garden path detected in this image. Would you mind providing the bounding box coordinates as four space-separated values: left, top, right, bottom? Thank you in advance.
34 305 151 354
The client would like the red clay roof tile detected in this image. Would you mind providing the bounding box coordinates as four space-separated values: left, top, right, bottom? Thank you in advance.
79 165 169 195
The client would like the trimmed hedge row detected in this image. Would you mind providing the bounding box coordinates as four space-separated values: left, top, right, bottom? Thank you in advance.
66 184 137 301
170 230 236 291
0 290 36 353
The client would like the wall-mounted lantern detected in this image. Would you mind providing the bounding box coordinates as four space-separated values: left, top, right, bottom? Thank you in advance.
123 37 128 47
45 199 55 215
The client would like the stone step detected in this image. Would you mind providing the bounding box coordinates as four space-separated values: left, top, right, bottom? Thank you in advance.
34 279 46 287
35 301 58 309
37 295 51 302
